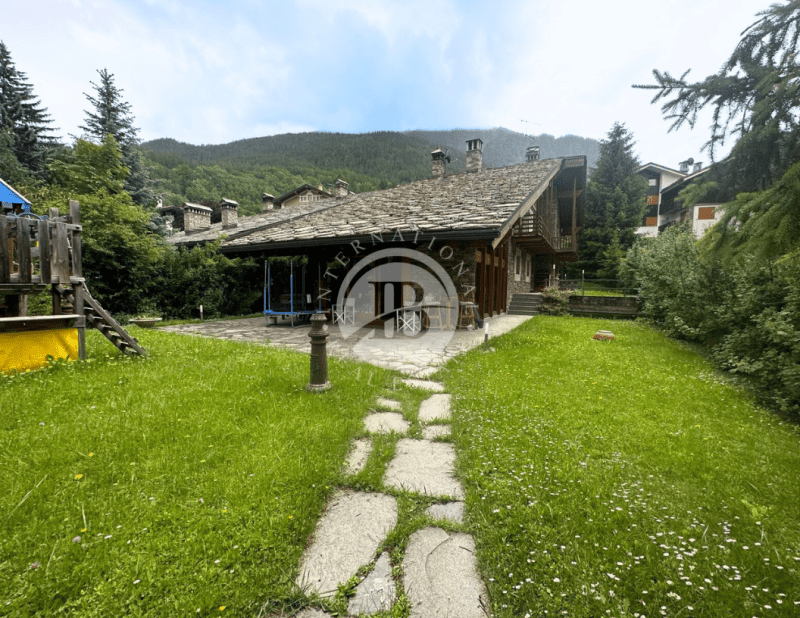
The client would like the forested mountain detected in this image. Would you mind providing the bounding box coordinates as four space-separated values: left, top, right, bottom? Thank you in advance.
405 127 600 168
141 128 600 215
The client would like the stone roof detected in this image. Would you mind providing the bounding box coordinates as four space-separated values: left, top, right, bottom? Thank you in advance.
168 201 337 245
219 159 563 251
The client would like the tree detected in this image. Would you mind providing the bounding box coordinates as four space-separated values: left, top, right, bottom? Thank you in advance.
49 134 129 195
80 68 153 204
575 122 647 279
0 41 55 177
634 1 800 194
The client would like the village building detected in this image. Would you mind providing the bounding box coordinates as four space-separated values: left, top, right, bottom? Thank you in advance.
636 159 724 238
169 140 587 323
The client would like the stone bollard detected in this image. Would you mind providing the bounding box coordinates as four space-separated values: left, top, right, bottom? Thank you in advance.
307 313 331 392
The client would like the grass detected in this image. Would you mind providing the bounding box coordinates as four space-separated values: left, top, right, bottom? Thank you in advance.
0 327 391 616
441 316 800 617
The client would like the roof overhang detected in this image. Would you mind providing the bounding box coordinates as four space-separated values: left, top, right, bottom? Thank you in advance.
219 227 500 256
491 161 563 249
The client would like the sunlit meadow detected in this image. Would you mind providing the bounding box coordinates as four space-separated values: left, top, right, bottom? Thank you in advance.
0 328 390 616
443 317 800 617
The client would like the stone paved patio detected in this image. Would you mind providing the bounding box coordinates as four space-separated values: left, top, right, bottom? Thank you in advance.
159 313 530 376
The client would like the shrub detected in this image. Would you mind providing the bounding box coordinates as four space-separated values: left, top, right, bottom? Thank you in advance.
539 287 572 315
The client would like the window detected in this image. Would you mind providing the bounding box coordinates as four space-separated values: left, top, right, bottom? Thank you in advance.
645 216 657 226
697 206 715 220
648 178 657 186
299 193 309 203
525 256 531 281
514 250 521 282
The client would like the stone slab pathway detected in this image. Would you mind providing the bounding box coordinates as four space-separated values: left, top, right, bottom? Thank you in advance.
402 378 445 391
425 501 465 524
418 394 451 423
290 378 489 616
344 439 372 475
295 491 397 597
404 528 489 618
375 397 402 411
364 412 409 435
384 439 463 499
159 314 530 376
348 552 395 616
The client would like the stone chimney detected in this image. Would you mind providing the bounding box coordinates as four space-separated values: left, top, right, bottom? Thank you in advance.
262 193 275 211
526 146 540 162
335 179 349 198
220 198 238 229
693 162 703 173
431 147 447 179
183 203 212 234
465 138 483 173
679 158 693 174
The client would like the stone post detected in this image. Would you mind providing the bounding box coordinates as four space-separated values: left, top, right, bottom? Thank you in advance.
307 313 331 392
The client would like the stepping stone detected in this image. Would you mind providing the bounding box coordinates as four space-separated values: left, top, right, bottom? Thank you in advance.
402 378 445 392
344 438 372 475
296 491 397 597
425 501 464 524
418 394 451 422
404 528 489 618
348 552 396 615
364 412 409 435
384 439 463 498
376 397 402 411
422 424 451 440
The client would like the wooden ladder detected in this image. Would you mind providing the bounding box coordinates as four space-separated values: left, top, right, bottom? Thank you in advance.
55 284 147 357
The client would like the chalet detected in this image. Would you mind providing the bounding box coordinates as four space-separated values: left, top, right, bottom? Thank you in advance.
636 159 724 239
169 140 587 321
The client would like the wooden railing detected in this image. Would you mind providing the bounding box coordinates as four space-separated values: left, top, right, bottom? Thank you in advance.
0 201 83 289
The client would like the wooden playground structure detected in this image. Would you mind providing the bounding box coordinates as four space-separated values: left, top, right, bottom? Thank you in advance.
0 199 146 373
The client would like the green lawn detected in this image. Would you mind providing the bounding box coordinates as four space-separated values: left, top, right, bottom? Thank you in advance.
442 317 800 617
0 328 390 616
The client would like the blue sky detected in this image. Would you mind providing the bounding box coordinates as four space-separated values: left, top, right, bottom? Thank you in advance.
5 0 768 169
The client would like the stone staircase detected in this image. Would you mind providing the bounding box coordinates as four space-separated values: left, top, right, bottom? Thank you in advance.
507 292 543 316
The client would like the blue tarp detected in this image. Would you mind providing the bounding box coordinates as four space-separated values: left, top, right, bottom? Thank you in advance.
0 177 31 212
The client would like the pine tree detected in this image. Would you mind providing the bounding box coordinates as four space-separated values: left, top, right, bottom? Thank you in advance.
80 68 153 204
575 123 647 279
634 1 800 194
0 41 55 177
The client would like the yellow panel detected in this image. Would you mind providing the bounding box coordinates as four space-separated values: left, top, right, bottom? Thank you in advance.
0 328 79 373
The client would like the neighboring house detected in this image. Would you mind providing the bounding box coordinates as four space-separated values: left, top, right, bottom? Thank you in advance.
0 177 31 214
636 160 724 239
169 140 587 320
271 183 337 210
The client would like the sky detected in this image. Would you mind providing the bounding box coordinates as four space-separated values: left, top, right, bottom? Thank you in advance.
4 0 771 170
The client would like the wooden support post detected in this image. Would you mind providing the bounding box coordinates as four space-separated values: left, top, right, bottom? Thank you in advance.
38 219 51 284
17 218 32 284
0 217 9 283
55 223 70 284
74 280 86 361
69 200 83 279
69 201 86 360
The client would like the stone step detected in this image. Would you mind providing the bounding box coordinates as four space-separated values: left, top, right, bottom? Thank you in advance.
295 491 397 597
348 552 396 615
344 438 373 475
403 528 490 618
364 412 409 435
401 378 445 392
384 439 463 498
418 394 451 423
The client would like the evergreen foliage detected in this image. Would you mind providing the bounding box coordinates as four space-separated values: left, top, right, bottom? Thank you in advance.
0 41 55 178
81 68 153 204
575 122 647 279
634 0 800 194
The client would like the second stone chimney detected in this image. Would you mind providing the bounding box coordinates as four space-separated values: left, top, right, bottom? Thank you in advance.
183 203 212 234
335 179 349 198
526 146 540 162
262 193 275 211
220 198 238 229
466 138 483 173
431 147 446 179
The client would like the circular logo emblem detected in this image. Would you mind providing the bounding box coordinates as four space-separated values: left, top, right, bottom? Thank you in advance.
333 248 459 364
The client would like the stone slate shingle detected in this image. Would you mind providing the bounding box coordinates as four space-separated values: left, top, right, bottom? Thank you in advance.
172 159 562 249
